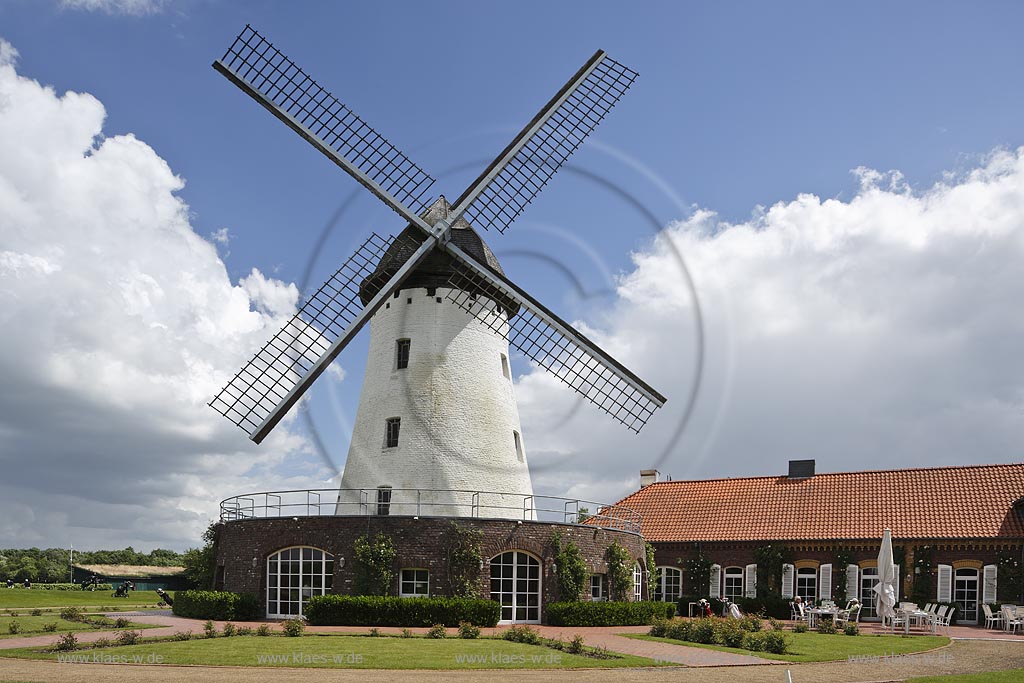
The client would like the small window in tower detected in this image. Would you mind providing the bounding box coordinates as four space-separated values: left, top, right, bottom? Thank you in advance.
385 418 401 448
376 486 392 516
500 353 510 380
513 430 523 462
396 339 410 370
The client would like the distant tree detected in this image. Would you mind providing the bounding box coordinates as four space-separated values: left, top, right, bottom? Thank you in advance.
181 524 219 589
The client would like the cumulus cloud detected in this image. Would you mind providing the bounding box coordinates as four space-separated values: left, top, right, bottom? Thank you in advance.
59 0 168 16
0 40 322 550
519 149 1024 505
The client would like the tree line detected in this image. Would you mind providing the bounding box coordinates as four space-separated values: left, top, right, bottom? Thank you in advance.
0 547 186 583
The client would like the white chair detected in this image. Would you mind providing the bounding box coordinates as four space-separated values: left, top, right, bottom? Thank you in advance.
934 605 954 632
923 602 933 613
983 603 1004 631
836 604 861 628
1002 606 1022 634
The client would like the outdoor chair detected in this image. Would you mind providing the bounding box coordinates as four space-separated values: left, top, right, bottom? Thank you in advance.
982 603 1004 630
790 601 800 620
889 610 907 632
836 605 861 628
1002 606 1022 634
934 605 954 632
923 602 933 613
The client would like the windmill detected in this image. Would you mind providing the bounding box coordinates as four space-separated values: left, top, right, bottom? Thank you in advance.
209 26 667 517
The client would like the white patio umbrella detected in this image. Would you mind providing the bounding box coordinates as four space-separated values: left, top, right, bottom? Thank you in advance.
873 528 897 625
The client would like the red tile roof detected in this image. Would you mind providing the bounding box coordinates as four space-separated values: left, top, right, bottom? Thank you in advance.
615 463 1024 542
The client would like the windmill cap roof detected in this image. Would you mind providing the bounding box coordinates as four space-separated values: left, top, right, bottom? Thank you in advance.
359 196 520 317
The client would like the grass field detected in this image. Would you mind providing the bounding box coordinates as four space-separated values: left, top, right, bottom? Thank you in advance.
626 632 950 663
0 590 166 609
0 633 669 669
0 614 158 639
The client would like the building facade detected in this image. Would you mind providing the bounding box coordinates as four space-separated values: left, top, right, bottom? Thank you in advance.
616 461 1024 624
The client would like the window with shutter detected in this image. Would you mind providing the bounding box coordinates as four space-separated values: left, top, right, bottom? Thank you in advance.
983 565 998 605
744 563 757 598
846 564 859 603
781 563 795 599
937 564 953 603
709 564 721 599
819 563 832 601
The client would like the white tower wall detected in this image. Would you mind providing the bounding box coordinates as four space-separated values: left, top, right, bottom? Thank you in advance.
336 286 534 519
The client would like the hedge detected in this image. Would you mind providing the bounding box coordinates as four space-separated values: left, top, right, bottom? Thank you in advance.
171 590 259 621
304 595 501 627
546 601 676 626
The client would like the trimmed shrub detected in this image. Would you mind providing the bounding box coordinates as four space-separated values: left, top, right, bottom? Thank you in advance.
113 617 130 629
743 631 766 651
427 623 447 639
667 618 692 641
719 619 745 648
739 615 763 632
237 626 254 636
689 618 717 644
282 618 305 637
457 621 480 639
793 621 808 633
304 595 500 627
501 624 541 645
8 621 20 635
171 630 193 641
843 622 859 636
221 622 237 637
400 628 414 638
546 601 673 627
116 630 141 646
649 617 669 638
763 630 788 654
203 620 217 639
42 622 58 632
60 607 84 622
53 633 78 652
93 637 112 649
817 618 837 634
567 634 586 655
172 590 259 621
256 624 271 637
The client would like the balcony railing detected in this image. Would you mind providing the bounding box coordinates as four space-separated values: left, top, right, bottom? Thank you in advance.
219 488 642 534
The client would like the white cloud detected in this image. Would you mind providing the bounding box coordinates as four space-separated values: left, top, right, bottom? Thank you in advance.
0 39 322 550
519 148 1024 505
59 0 168 16
209 227 231 245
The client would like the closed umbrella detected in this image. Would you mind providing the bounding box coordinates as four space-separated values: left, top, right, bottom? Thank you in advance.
873 528 897 625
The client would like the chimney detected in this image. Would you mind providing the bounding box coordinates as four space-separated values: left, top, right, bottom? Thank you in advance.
788 459 815 479
640 469 660 488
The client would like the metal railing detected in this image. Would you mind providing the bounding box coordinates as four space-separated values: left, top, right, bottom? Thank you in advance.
219 488 642 534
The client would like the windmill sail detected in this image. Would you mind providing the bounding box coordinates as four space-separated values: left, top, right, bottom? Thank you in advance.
214 25 435 227
450 51 638 234
442 244 665 432
210 231 434 442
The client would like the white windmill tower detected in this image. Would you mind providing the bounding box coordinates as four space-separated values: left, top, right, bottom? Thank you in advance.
209 26 667 519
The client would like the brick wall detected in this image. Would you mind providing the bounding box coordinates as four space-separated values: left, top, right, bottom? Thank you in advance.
215 516 647 620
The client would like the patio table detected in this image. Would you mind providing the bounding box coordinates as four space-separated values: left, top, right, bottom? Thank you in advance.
807 607 838 628
896 608 936 634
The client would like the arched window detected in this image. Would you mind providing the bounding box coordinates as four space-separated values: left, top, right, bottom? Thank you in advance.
723 566 744 601
796 566 817 604
654 566 682 603
266 547 334 619
490 551 540 623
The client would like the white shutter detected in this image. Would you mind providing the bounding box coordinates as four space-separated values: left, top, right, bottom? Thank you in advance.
819 563 832 601
744 563 757 598
709 564 721 598
846 564 859 602
983 565 998 605
894 564 901 602
937 564 953 603
781 563 795 598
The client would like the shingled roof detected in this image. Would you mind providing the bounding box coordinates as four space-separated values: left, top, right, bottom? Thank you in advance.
615 463 1024 542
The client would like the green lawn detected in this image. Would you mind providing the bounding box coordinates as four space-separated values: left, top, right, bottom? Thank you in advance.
0 633 669 669
0 614 158 639
626 632 950 663
0 589 166 609
908 672 1024 683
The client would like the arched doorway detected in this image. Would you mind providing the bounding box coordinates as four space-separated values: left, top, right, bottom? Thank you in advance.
490 551 541 623
954 567 979 624
266 547 334 619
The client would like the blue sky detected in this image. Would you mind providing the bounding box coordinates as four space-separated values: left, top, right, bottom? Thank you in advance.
2 1 1023 549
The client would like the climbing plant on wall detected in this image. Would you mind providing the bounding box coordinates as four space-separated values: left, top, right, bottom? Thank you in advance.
833 548 854 604
753 543 793 596
444 522 483 598
552 532 588 602
353 533 396 596
606 541 633 601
